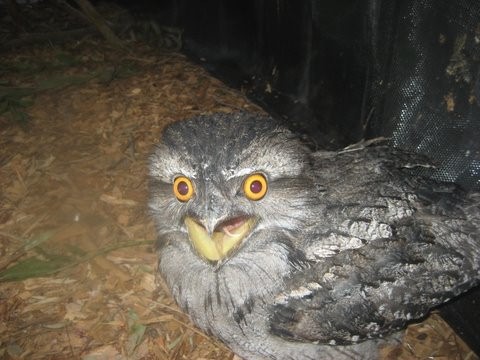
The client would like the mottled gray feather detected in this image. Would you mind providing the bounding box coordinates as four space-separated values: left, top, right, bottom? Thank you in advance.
149 112 480 360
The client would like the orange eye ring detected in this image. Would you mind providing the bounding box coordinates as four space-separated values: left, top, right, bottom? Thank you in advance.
243 173 268 201
173 176 194 202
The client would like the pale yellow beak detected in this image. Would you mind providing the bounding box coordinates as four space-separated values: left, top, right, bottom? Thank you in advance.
184 216 256 262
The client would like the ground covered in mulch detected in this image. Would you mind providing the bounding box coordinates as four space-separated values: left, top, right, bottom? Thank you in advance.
0 22 478 360
0 37 254 359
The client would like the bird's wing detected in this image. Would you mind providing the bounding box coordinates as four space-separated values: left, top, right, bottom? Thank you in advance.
269 145 480 344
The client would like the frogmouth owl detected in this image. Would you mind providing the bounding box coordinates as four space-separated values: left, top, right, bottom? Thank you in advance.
149 112 480 359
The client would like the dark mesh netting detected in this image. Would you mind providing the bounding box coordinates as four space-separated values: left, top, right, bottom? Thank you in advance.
366 0 480 191
162 0 480 190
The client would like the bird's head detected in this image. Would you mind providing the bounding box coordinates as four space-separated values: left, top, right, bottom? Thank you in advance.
149 113 316 266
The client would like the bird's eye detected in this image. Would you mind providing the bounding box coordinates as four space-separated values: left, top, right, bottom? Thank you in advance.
243 173 268 201
173 176 194 202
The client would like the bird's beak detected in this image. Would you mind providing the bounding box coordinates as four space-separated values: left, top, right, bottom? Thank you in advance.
184 216 256 262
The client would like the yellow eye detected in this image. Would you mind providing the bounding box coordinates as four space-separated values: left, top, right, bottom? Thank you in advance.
243 173 268 201
173 176 194 202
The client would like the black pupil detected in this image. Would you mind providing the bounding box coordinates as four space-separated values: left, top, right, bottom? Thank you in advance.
250 180 262 193
177 181 189 196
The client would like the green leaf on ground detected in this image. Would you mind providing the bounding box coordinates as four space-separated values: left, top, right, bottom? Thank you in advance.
125 309 147 355
0 255 73 282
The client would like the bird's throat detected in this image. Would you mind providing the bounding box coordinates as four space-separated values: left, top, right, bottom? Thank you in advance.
184 216 256 262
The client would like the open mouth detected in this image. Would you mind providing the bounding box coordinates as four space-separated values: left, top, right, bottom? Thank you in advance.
184 215 256 262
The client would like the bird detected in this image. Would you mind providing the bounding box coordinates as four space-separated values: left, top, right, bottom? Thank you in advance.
148 112 480 359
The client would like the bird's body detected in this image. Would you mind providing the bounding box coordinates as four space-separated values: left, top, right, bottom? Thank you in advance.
149 112 480 359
